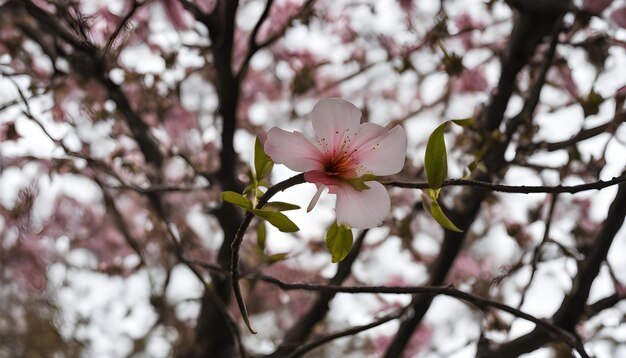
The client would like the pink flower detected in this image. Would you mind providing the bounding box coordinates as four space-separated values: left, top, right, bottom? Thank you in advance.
584 0 613 15
612 6 626 28
264 98 407 229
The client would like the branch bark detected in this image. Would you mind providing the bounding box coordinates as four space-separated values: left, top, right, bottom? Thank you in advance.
383 6 565 357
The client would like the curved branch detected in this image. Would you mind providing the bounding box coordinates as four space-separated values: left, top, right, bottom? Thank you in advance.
230 174 307 333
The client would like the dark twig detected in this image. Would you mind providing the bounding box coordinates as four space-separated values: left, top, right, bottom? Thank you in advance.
236 0 274 82
252 274 588 357
267 229 369 357
103 0 142 56
383 173 626 194
283 308 406 358
230 173 306 333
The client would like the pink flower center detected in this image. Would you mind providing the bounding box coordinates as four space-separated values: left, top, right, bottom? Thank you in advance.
324 152 356 178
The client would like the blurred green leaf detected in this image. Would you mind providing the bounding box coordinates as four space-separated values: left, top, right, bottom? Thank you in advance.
252 209 299 232
256 221 267 251
264 201 301 211
425 122 448 189
430 201 462 232
221 191 252 211
325 222 353 263
580 89 604 117
266 252 289 264
254 137 274 181
451 118 473 127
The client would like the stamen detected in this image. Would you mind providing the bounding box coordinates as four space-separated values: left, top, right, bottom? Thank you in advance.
307 185 326 212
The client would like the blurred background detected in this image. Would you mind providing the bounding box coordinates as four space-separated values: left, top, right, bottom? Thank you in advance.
1 0 626 357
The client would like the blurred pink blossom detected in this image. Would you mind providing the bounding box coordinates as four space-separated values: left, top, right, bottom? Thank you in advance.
374 324 432 357
611 6 626 28
161 0 192 30
455 13 484 50
164 104 197 143
454 67 488 93
446 253 491 283
584 0 614 15
258 0 305 44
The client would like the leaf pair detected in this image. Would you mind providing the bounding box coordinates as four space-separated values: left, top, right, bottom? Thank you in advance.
424 121 463 232
221 191 300 233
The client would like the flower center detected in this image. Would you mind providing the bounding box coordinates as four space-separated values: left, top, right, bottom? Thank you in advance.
324 153 355 178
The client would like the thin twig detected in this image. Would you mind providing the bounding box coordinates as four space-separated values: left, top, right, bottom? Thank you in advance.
230 173 306 333
251 273 588 357
383 173 626 194
283 308 407 358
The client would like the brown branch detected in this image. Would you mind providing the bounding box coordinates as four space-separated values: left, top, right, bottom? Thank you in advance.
535 111 626 152
478 180 626 357
251 274 589 357
384 173 626 194
230 173 306 333
384 9 564 357
103 0 143 56
283 308 406 358
266 229 369 357
235 0 274 83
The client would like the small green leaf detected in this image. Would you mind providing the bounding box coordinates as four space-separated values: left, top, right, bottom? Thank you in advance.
580 89 604 117
344 174 378 191
443 52 464 76
325 222 354 263
254 137 274 180
425 122 448 189
256 221 267 251
425 188 441 201
252 209 299 232
266 252 289 264
221 191 252 211
264 201 301 211
451 118 473 127
430 201 462 232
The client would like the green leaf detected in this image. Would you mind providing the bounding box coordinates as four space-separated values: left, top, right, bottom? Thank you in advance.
254 137 274 180
344 174 378 191
425 188 440 201
325 222 354 263
266 252 289 264
580 89 604 117
425 122 448 189
451 118 473 127
430 201 462 232
256 221 267 251
264 201 301 211
252 209 299 232
221 191 252 211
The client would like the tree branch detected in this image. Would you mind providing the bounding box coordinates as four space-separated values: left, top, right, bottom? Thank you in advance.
266 229 369 357
251 274 589 357
384 8 564 357
384 173 626 194
477 180 626 357
230 174 306 333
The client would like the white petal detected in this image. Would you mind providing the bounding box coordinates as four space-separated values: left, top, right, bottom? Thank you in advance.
335 181 390 229
353 125 407 176
307 185 326 212
312 98 361 155
264 127 324 173
349 122 388 152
